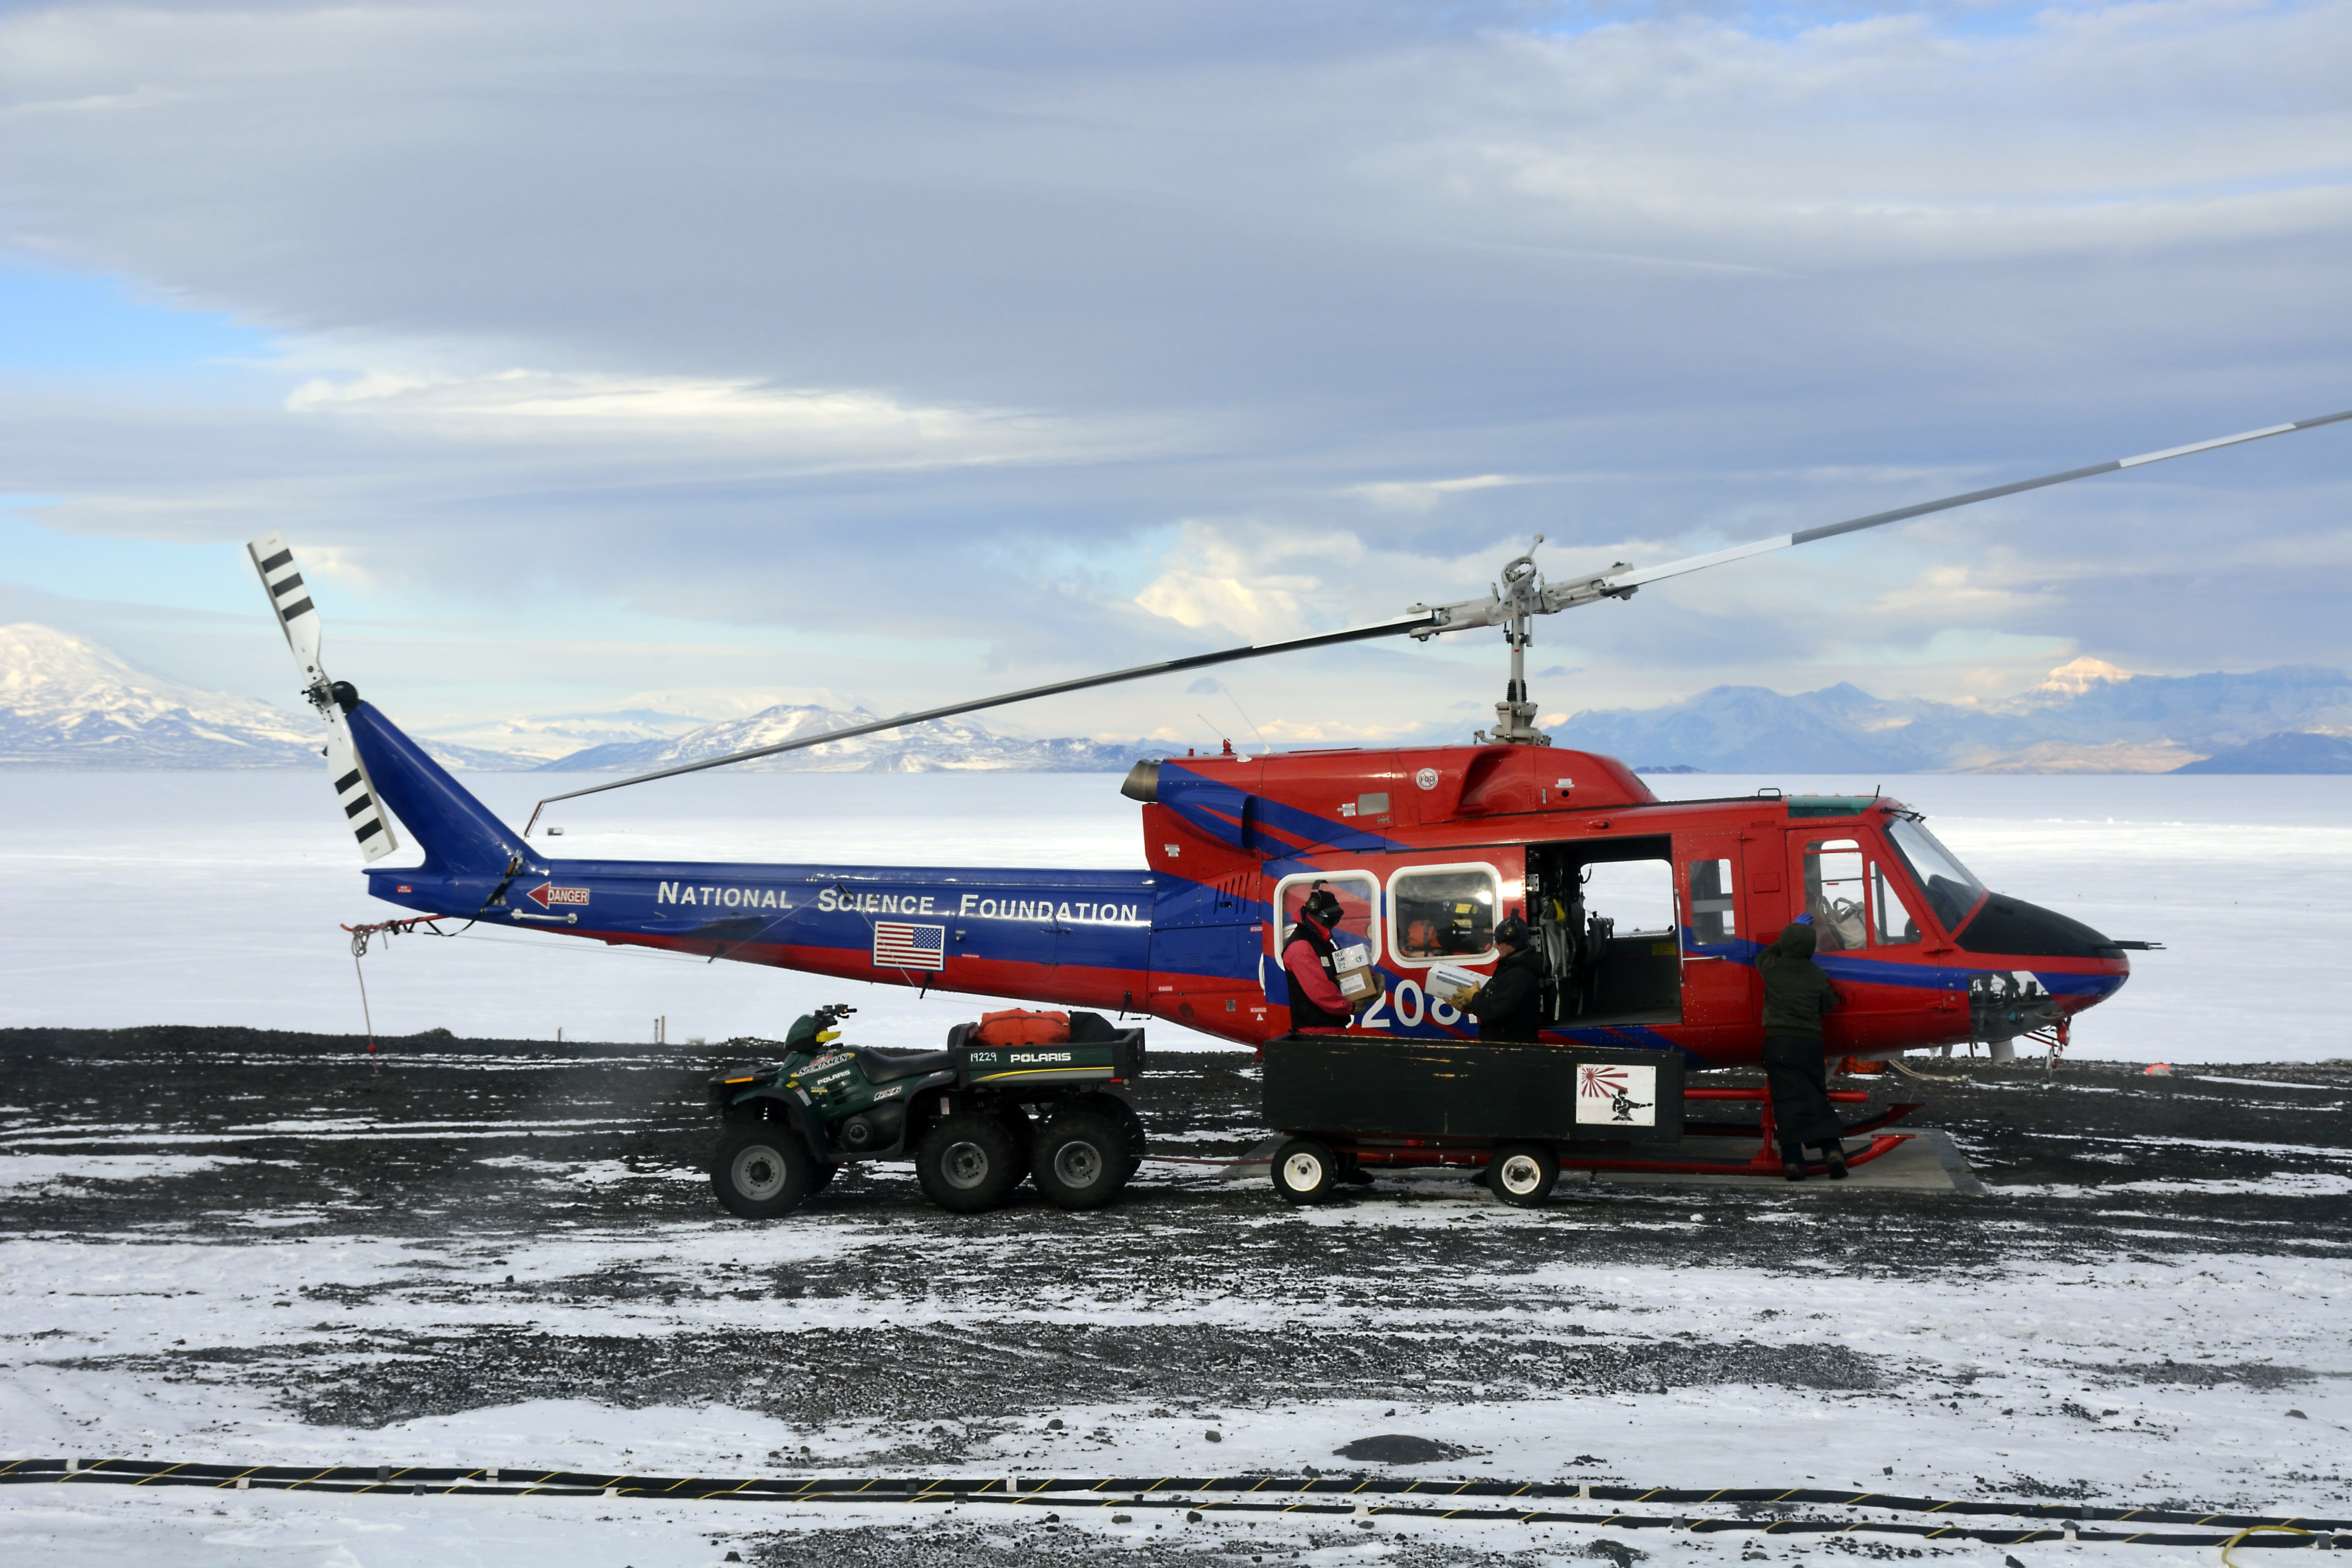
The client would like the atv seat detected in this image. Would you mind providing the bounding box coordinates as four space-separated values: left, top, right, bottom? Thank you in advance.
854 1048 956 1084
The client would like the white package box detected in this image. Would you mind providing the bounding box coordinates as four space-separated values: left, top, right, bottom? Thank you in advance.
1426 962 1486 1000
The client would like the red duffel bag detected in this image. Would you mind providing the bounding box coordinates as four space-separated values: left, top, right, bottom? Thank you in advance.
973 1009 1071 1046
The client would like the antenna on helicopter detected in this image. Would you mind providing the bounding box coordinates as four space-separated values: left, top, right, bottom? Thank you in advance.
521 406 2351 831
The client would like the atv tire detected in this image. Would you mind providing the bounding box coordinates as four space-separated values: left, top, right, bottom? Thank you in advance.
1272 1137 1338 1205
713 1125 817 1220
1064 1091 1146 1180
916 1112 1021 1213
1031 1110 1128 1210
1488 1142 1558 1207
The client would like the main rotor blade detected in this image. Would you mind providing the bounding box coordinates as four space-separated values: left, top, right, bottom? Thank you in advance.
1601 407 2352 595
524 612 1438 826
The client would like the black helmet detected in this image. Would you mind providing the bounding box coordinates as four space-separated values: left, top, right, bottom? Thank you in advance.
1300 884 1346 926
1494 913 1530 947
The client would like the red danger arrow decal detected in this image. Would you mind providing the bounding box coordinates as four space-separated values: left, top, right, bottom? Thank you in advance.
526 882 591 908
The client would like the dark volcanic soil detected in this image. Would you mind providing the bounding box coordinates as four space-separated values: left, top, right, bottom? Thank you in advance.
6 1024 2347 1256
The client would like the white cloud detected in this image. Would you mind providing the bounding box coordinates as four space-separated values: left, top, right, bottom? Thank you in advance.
0 0 2342 730
1346 473 1528 512
283 366 1157 470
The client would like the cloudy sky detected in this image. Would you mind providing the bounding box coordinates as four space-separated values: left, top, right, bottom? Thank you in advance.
1 0 2346 748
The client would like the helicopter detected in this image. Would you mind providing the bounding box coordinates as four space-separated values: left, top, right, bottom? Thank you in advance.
249 407 2347 1067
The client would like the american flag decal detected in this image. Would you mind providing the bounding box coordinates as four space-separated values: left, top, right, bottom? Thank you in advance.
872 921 947 973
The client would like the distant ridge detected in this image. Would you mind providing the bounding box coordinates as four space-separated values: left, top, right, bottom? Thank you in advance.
1558 662 2352 775
8 623 2349 773
0 623 321 768
0 625 1154 773
539 702 1156 774
2173 732 2352 775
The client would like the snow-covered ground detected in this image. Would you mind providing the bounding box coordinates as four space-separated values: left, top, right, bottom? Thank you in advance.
5 1024 2350 1566
4 1165 2347 1566
2 768 2347 1061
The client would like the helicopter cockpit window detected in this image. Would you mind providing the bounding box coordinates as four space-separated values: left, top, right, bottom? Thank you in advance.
1872 864 1921 946
1885 816 1987 931
1274 871 1379 962
1390 864 1500 963
1803 839 1868 952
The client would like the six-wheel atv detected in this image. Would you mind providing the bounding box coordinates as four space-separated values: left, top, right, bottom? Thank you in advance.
707 1005 1148 1219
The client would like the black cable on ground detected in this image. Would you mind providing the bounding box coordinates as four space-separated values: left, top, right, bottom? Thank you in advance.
4 1460 2345 1547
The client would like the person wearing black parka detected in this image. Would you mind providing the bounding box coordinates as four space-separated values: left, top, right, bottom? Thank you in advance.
1758 915 1850 1180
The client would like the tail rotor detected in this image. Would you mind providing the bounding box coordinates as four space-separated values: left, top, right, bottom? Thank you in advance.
245 533 402 864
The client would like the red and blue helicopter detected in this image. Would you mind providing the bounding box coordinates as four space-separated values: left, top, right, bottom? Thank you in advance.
250 409 2346 1069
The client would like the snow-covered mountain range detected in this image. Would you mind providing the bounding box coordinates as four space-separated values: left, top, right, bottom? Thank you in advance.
0 624 1150 772
7 623 2349 772
1555 657 2352 773
542 702 1152 773
0 624 323 767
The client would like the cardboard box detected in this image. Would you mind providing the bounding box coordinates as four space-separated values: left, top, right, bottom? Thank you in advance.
1426 962 1486 1002
1331 943 1382 1004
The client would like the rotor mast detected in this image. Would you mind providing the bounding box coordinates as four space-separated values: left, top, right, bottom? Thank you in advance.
1481 540 1550 745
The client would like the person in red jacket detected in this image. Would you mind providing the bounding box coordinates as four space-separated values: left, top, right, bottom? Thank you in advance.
1283 884 1361 1032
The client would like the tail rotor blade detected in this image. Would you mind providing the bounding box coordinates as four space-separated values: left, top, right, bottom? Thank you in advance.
247 532 326 693
324 711 401 864
245 534 401 864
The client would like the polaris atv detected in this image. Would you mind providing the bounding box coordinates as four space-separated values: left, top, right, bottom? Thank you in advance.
706 1005 1149 1219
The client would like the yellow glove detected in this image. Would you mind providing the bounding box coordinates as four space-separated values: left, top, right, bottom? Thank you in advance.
1450 986 1478 1009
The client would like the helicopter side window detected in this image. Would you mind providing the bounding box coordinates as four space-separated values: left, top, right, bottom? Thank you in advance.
1273 871 1380 961
1688 858 1737 946
1802 839 1868 952
1389 864 1501 963
1872 864 1921 946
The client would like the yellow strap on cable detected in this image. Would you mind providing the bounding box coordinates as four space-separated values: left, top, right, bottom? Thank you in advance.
2220 1524 2314 1565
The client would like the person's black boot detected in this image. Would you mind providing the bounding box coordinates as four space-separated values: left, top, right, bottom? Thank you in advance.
1782 1152 1806 1181
1824 1143 1849 1180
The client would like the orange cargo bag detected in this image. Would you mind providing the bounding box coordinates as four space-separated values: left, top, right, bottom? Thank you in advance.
974 1009 1071 1047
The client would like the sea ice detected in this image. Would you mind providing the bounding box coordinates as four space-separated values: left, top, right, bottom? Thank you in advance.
0 768 2346 1061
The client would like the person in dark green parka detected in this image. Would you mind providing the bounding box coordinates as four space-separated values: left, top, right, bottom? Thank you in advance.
1758 916 1849 1180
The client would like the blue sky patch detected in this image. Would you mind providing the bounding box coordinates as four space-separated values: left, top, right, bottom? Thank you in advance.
0 265 275 374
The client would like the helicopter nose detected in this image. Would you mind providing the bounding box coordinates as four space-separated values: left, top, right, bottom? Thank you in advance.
1956 892 2126 961
1955 891 2132 1013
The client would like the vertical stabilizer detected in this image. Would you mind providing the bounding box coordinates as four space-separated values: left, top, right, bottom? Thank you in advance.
343 700 530 876
245 534 402 864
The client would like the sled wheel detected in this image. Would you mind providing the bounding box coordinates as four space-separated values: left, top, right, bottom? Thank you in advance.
1031 1111 1128 1210
1488 1142 1558 1208
916 1112 1021 1213
1272 1138 1338 1206
712 1125 816 1220
1066 1091 1147 1179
